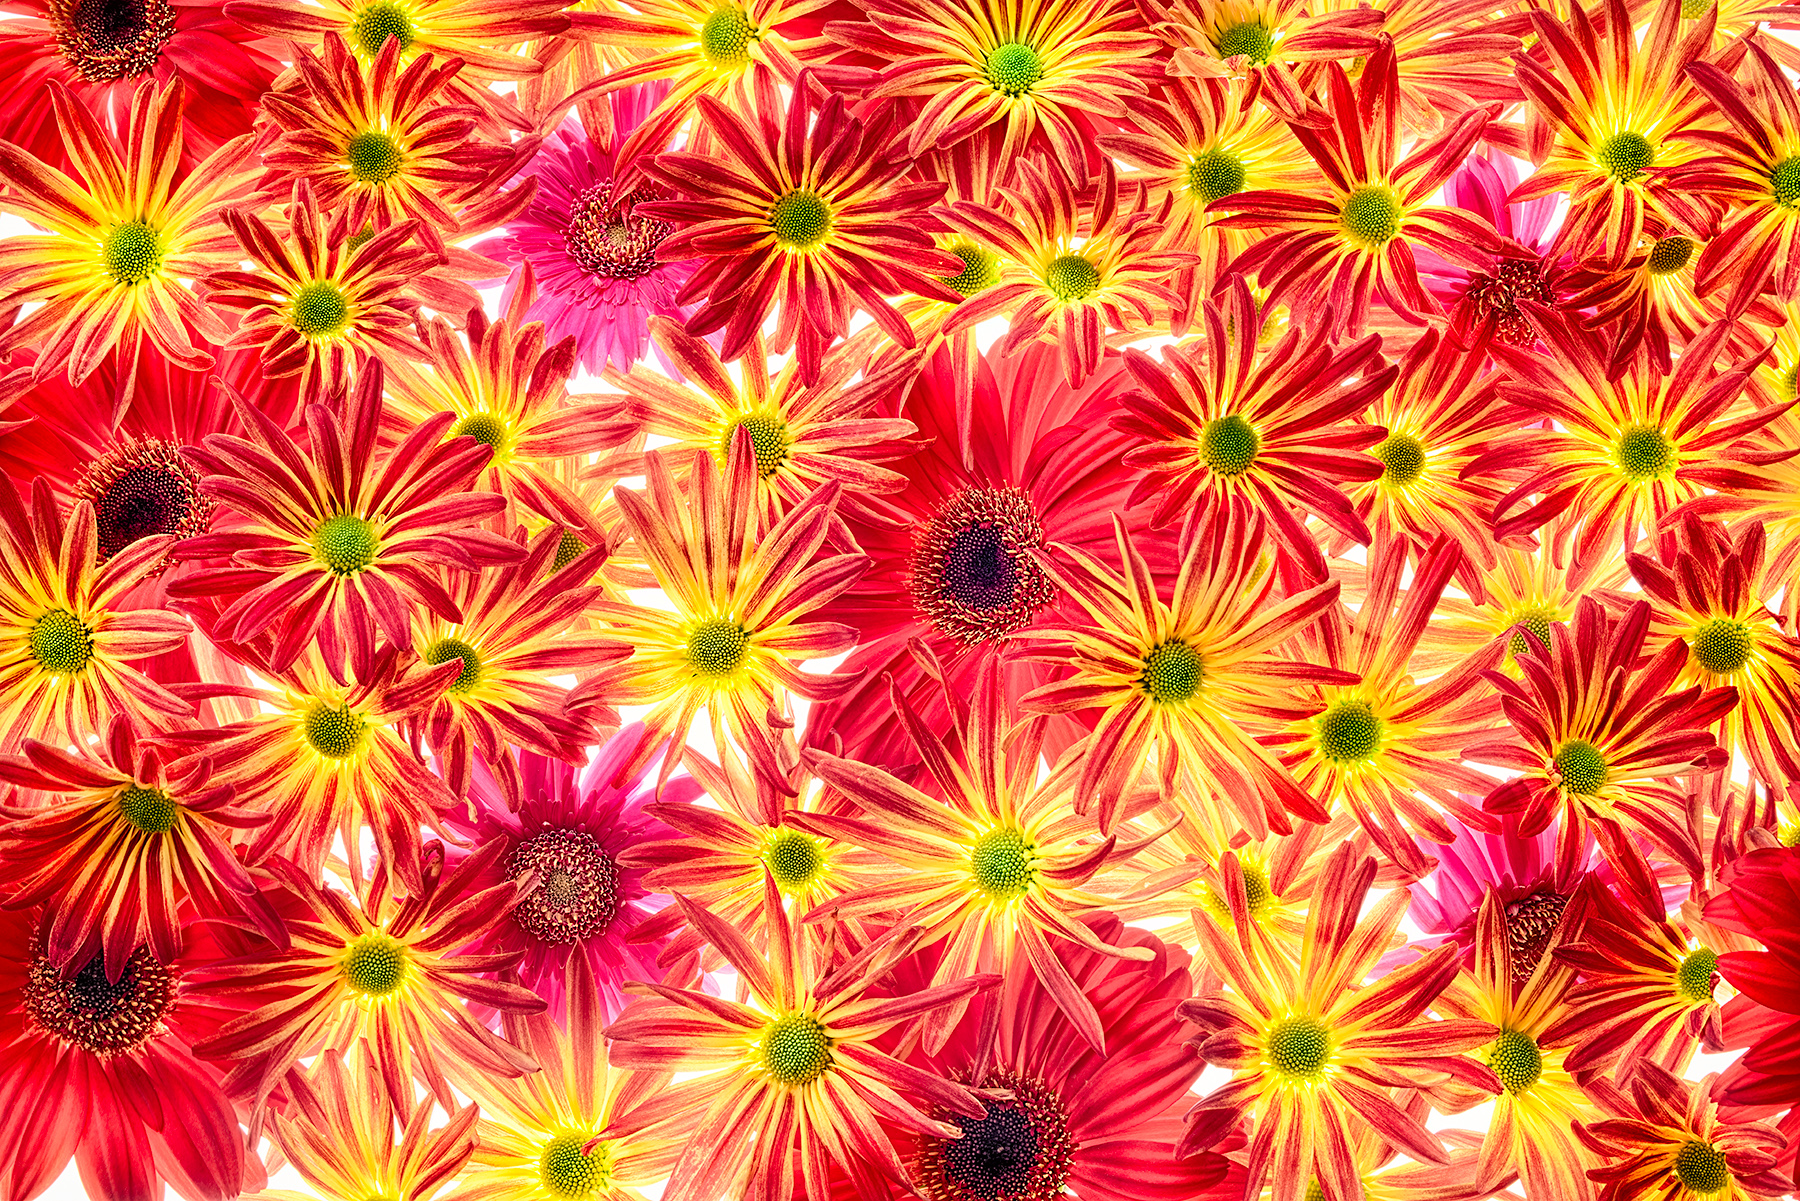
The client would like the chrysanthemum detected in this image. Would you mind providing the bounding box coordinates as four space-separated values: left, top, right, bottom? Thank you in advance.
1335 0 1524 136
1562 224 1748 377
1466 598 1736 916
1109 274 1395 573
1583 1063 1792 1201
937 156 1190 387
174 366 522 676
0 476 190 751
0 78 261 391
830 0 1162 184
1152 0 1381 114
1178 841 1496 1201
1426 541 1632 678
1018 495 1349 836
641 76 962 384
601 877 999 1201
190 847 544 1110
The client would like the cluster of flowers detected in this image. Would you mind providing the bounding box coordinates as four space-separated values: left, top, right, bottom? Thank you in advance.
17 0 1800 1198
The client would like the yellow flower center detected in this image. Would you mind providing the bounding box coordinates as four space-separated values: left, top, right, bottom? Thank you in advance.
941 241 1000 296
103 220 163 285
1614 423 1676 482
985 41 1043 95
340 932 408 997
1505 604 1557 659
291 281 350 336
539 1134 614 1198
29 608 94 675
1139 639 1203 704
1597 131 1654 183
1677 947 1718 1003
117 783 179 834
313 512 379 574
1215 20 1274 63
424 637 481 693
1199 413 1260 476
1373 433 1426 484
762 827 825 892
346 130 405 183
760 1014 832 1085
699 4 757 65
1488 1028 1542 1094
722 412 790 477
1772 157 1800 207
1339 187 1402 246
452 412 508 451
1044 253 1100 301
1187 148 1247 204
349 0 413 54
1647 235 1695 275
1674 1140 1730 1193
1201 860 1272 918
1316 699 1381 764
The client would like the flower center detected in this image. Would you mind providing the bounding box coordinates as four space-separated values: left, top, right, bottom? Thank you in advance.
686 618 750 676
1464 258 1553 345
1339 187 1402 247
721 412 790 477
564 180 671 282
941 240 1000 296
1677 946 1718 1003
424 637 482 693
75 436 212 564
507 828 622 945
762 827 825 892
1505 604 1557 659
759 1014 831 1085
49 0 175 81
970 827 1036 900
103 220 163 286
340 932 408 997
699 4 758 65
1140 639 1203 704
312 512 379 575
769 190 830 248
1768 156 1800 208
1187 148 1247 205
346 130 405 183
1373 433 1426 484
1647 235 1695 275
452 412 507 452
1043 253 1100 301
290 281 351 336
1614 423 1676 481
1215 20 1275 63
1674 1140 1730 1193
29 608 94 675
985 41 1043 96
1266 1016 1330 1080
1690 618 1753 675
1487 1028 1542 1094
1552 739 1608 795
1199 413 1260 476
117 783 178 834
1597 131 1654 183
539 1134 613 1198
916 1070 1074 1201
909 487 1056 646
23 946 175 1055
348 0 413 55
1202 859 1272 919
1316 699 1381 764
554 530 585 571
1503 890 1568 982
1680 0 1713 14
303 701 367 759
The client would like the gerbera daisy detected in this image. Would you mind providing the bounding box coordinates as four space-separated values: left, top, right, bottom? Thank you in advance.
640 74 962 384
1583 1063 1792 1201
0 77 261 394
1178 840 1496 1201
1018 494 1350 837
0 475 190 751
601 876 999 1201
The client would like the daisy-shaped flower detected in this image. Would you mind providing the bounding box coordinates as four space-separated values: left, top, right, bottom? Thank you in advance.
0 476 190 751
1211 36 1502 335
1018 495 1350 837
1562 224 1750 377
0 77 261 392
1179 840 1497 1201
570 439 865 793
1427 541 1632 678
602 876 999 1201
174 365 523 677
1337 0 1524 137
1466 598 1737 917
1152 0 1381 114
1584 1063 1791 1201
937 156 1191 387
190 846 544 1111
1110 273 1396 574
641 75 962 384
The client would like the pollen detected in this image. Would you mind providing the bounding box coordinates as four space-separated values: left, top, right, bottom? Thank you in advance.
985 41 1044 96
1772 156 1800 207
346 130 405 183
452 412 508 451
49 0 177 83
304 701 368 759
762 826 825 892
1140 639 1203 704
917 1070 1074 1201
340 931 408 997
687 618 750 676
699 4 758 65
1187 147 1247 204
1596 131 1654 183
1044 253 1100 301
1552 739 1608 795
75 435 212 565
116 783 179 834
508 828 621 945
424 637 482 693
1690 617 1754 675
1265 1016 1330 1080
29 608 94 675
759 1014 832 1085
941 240 1001 297
539 1134 613 1198
1373 434 1426 484
565 180 671 281
1647 235 1694 275
23 947 175 1056
721 411 790 477
1676 946 1718 1003
1339 186 1403 247
1214 20 1275 63
102 220 163 285
769 189 831 248
1614 423 1676 482
348 0 413 55
312 512 379 575
909 487 1056 645
1316 699 1381 764
1200 413 1260 476
291 281 351 336
970 827 1036 899
1487 1028 1542 1094
1674 1141 1730 1193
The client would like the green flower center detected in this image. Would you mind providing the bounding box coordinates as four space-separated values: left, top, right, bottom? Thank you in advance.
763 827 825 892
1614 423 1676 481
28 608 94 675
349 0 412 54
1677 947 1718 1003
1215 20 1275 63
1266 1016 1330 1079
1681 0 1714 15
985 41 1043 95
1553 739 1608 795
1772 156 1800 207
304 701 367 759
1340 186 1402 246
346 130 405 183
1202 860 1272 918
102 220 163 286
760 1014 831 1085
452 412 507 450
1488 1029 1542 1094
1374 433 1426 484
941 241 1000 296
1199 413 1260 476
687 618 749 676
1044 253 1100 301
1597 131 1654 183
553 529 584 571
769 189 830 248
424 637 481 693
1674 1141 1730 1194
1506 605 1557 660
969 827 1036 899
722 412 790 477
1317 699 1381 764
1647 235 1695 275
1140 639 1203 704
116 784 178 834
538 1134 613 1198
1690 618 1753 675
699 5 757 65
341 932 407 996
312 512 379 575
291 281 350 336
1187 148 1247 204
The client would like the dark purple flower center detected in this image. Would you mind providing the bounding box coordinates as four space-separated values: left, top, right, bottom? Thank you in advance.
49 0 175 82
23 946 175 1056
508 828 621 944
564 181 670 282
1503 889 1568 982
74 435 212 567
917 1071 1074 1201
909 487 1056 646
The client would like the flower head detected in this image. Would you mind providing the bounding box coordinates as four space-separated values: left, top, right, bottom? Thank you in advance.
1584 1063 1792 1201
